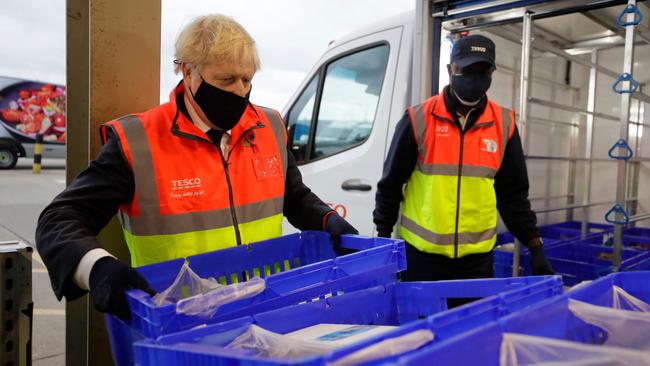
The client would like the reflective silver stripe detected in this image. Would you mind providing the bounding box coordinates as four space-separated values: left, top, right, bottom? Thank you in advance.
411 103 428 159
259 107 288 177
401 216 497 245
416 163 497 178
500 106 513 165
124 196 284 236
117 115 160 217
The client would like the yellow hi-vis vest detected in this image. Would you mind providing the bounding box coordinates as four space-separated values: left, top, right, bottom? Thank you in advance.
400 93 514 258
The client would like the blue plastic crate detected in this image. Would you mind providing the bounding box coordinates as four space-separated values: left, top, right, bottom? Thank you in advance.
396 271 650 366
493 222 611 278
495 239 650 285
544 243 650 286
106 232 405 365
624 226 650 238
133 276 563 366
541 221 613 235
583 232 650 251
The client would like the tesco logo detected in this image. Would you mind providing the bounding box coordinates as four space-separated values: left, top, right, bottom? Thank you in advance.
171 177 202 190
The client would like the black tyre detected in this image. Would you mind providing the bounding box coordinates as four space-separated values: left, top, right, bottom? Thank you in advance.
0 147 18 169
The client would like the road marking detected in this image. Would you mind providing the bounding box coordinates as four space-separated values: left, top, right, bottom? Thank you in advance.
34 309 65 316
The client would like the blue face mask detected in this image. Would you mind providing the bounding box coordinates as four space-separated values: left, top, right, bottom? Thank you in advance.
450 73 492 106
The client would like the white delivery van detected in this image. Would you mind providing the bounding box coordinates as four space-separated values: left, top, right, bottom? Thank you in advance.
281 0 650 235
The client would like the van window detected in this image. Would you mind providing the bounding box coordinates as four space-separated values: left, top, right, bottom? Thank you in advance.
313 45 389 159
286 75 319 162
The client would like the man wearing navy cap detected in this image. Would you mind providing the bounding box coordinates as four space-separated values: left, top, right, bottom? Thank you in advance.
374 35 553 284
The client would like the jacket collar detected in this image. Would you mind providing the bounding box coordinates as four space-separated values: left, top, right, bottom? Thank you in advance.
170 81 264 144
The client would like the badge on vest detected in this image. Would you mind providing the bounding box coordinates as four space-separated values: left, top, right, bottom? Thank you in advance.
170 177 205 199
482 138 498 153
254 156 282 180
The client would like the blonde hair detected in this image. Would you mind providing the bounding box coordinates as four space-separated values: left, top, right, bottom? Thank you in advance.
174 14 260 74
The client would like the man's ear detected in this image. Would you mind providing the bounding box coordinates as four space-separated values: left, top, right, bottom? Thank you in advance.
181 64 194 88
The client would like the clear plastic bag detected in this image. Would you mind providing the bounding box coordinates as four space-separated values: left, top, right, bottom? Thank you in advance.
328 329 434 366
611 285 650 312
227 324 333 359
152 262 221 306
152 262 266 318
176 277 265 318
568 298 650 350
500 333 650 366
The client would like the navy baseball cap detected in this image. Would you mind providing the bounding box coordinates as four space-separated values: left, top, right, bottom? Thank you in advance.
451 35 496 68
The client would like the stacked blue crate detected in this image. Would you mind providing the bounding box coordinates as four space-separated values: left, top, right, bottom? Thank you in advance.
494 221 650 283
132 276 563 366
105 232 406 365
395 271 650 366
493 221 612 277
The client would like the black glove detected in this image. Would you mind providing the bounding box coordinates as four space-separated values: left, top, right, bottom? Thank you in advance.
528 241 555 275
324 212 359 252
89 257 155 319
377 230 392 238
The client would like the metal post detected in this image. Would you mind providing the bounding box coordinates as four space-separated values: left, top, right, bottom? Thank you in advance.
567 82 580 223
514 11 533 277
581 50 598 239
629 85 644 223
543 60 557 224
519 12 533 156
613 0 637 267
0 241 32 366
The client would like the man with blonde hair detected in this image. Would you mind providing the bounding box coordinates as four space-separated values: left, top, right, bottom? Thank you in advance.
36 15 357 319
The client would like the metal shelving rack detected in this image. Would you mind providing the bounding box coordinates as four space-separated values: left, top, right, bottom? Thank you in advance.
427 0 650 275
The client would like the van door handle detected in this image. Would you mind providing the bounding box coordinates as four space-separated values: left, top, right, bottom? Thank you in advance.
341 179 372 192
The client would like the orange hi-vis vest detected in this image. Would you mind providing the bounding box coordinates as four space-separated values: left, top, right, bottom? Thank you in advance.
399 93 515 258
101 83 288 267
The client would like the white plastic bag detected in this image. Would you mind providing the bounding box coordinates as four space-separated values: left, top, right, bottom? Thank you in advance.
176 277 265 318
328 329 434 366
568 298 650 350
227 324 333 359
152 262 266 318
152 262 221 306
611 285 650 312
500 333 650 366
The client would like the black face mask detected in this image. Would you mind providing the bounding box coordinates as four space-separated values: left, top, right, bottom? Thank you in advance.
450 73 492 106
190 76 250 131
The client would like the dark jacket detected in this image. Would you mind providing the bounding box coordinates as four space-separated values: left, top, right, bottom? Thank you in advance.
36 93 332 301
373 86 539 247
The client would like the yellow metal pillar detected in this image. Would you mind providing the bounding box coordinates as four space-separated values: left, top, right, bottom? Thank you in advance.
65 0 160 364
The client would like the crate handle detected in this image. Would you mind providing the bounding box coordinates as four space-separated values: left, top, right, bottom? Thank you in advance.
608 139 634 160
605 204 629 225
616 4 644 27
612 73 639 94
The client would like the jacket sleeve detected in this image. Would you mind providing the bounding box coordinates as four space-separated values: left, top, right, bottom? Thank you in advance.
494 126 540 245
282 149 334 230
373 111 418 236
35 129 135 301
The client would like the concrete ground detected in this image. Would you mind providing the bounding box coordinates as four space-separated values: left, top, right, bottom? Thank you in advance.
1 157 66 366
